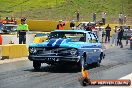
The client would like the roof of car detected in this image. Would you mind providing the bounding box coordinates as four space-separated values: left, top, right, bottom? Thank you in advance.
52 30 89 33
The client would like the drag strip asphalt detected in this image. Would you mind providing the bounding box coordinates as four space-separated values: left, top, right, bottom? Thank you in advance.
0 45 132 88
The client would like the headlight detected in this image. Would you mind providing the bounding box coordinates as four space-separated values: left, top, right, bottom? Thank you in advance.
29 47 37 54
70 48 77 55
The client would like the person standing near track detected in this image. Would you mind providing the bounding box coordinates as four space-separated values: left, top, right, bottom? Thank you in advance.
70 20 75 30
93 13 96 22
111 26 118 46
105 24 111 43
75 10 80 22
124 15 127 25
56 20 65 30
117 26 124 48
102 12 106 25
17 18 29 44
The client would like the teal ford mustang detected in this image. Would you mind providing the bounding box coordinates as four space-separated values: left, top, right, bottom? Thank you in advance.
28 30 105 70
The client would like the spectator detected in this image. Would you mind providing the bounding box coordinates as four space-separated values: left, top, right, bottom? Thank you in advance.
56 20 65 30
105 24 111 42
17 18 29 44
111 26 118 46
119 13 123 25
124 15 127 25
75 10 80 22
85 22 92 31
102 12 106 25
5 17 9 21
93 13 96 22
117 26 124 48
98 26 103 42
70 20 75 30
10 17 14 22
102 28 106 43
4 17 10 24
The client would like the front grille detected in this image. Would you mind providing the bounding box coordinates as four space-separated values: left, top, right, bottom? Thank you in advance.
36 47 72 55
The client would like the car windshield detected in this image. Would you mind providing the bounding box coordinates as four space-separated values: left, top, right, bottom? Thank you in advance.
3 25 17 31
48 32 86 42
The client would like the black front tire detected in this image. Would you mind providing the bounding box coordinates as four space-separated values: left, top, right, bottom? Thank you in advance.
93 61 100 67
33 61 41 70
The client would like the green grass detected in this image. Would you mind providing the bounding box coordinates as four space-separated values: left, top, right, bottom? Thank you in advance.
0 0 131 23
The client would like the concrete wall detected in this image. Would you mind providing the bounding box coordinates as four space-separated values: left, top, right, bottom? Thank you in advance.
2 34 35 46
17 19 79 32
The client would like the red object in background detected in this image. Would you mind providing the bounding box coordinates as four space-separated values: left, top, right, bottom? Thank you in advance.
0 34 2 45
130 37 132 40
129 37 132 40
2 20 15 24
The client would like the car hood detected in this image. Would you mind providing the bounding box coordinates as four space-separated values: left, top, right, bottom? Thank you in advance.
29 38 91 48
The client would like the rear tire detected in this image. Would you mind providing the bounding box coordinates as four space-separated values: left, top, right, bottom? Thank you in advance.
33 61 41 70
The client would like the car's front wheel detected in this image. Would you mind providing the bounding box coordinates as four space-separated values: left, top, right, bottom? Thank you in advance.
93 61 100 67
33 61 41 70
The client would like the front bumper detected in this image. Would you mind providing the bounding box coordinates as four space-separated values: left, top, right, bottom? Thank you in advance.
28 55 80 63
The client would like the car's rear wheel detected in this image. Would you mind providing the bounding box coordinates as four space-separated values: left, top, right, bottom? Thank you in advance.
33 61 41 70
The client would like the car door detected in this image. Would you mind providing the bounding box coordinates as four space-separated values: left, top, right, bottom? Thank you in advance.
85 32 96 64
89 33 101 62
85 32 93 62
91 33 101 60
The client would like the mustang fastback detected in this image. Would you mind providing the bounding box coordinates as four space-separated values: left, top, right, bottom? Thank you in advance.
28 30 105 70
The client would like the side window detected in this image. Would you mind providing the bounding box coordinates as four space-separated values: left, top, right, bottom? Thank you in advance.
92 33 98 43
87 32 93 43
91 34 96 43
88 32 98 43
